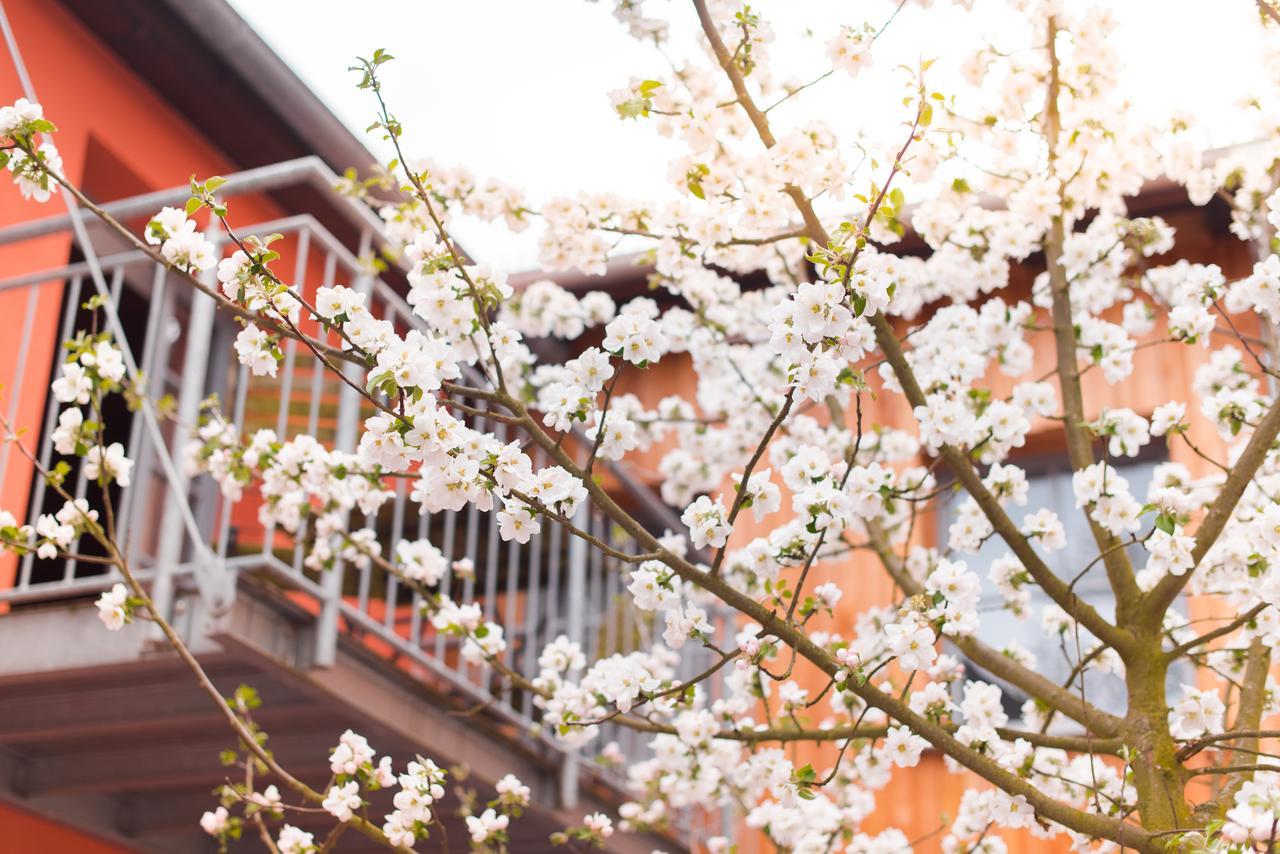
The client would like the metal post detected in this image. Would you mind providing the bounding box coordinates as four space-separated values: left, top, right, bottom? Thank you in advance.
313 230 371 667
559 498 589 810
151 231 221 623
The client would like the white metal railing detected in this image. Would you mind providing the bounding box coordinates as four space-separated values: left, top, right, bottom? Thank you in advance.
0 160 733 802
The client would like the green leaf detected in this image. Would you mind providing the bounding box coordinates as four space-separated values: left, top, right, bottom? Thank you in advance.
185 197 203 216
851 292 867 317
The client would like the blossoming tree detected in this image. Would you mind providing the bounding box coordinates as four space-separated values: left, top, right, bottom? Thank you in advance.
7 0 1280 850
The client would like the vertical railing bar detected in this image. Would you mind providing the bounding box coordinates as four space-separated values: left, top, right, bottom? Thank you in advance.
305 251 336 440
545 518 564 670
356 510 372 614
59 453 89 581
216 363 249 561
305 354 325 439
135 264 167 373
586 509 604 664
604 524 619 657
560 483 589 809
483 505 501 622
291 515 308 573
19 274 84 588
459 404 487 672
312 231 368 669
262 231 309 559
460 500 482 682
409 502 428 648
482 419 505 624
626 538 645 653
272 227 308 438
433 464 461 660
385 479 407 632
273 337 298 439
519 447 546 717
719 609 731 702
480 501 500 695
109 264 125 304
59 468 89 581
120 264 170 560
258 333 293 559
141 217 217 622
582 511 597 665
502 533 520 670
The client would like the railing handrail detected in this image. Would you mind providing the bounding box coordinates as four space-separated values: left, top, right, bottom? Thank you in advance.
0 155 389 249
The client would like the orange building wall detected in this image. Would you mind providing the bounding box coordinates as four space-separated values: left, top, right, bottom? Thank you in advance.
0 802 132 853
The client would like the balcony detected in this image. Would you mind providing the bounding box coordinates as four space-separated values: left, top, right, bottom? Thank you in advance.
0 158 728 852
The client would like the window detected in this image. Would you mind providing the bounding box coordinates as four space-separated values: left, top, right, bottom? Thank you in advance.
940 450 1166 723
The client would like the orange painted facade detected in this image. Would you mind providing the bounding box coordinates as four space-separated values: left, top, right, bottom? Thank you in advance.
0 802 132 854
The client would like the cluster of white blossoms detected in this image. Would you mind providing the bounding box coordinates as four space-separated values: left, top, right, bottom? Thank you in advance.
382 757 448 847
192 727 529 853
14 0 1280 848
0 97 61 202
1072 460 1145 538
626 549 717 652
1217 773 1280 850
767 276 879 403
430 595 507 664
146 206 217 273
1168 684 1227 740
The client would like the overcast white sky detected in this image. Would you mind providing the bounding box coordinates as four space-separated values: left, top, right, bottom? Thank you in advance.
229 0 1269 272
